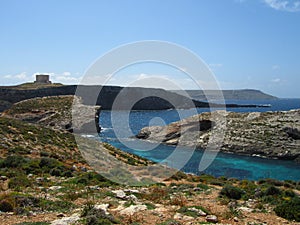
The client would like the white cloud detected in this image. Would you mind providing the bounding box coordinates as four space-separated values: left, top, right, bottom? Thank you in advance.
208 64 223 72
62 72 71 76
209 63 223 68
236 0 300 12
51 72 81 84
3 72 29 81
263 0 300 12
272 78 281 82
272 65 280 70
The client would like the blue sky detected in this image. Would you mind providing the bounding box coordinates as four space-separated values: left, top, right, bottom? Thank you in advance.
0 0 300 97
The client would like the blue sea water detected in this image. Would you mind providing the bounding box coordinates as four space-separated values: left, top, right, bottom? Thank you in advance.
97 98 300 181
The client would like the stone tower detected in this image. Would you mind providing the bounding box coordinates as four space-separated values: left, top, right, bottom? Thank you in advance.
34 74 52 84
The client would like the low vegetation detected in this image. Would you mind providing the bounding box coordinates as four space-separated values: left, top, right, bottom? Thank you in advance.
0 96 299 224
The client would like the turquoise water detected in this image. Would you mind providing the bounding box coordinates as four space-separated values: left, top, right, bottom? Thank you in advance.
97 99 300 181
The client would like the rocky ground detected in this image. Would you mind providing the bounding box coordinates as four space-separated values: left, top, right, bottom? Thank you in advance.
0 96 299 224
136 110 300 162
1 175 299 225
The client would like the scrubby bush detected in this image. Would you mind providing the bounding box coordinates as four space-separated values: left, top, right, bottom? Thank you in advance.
274 197 300 222
169 171 187 181
39 157 61 170
70 172 114 187
197 183 210 190
62 170 73 177
157 220 182 225
81 203 118 225
264 185 281 196
257 178 284 186
14 222 50 225
8 146 31 154
40 199 75 213
8 175 32 190
143 186 170 203
177 206 210 218
220 185 244 200
0 155 27 168
49 168 62 176
283 189 296 198
0 199 14 212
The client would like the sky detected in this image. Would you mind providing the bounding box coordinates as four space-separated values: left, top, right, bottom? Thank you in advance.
0 0 300 98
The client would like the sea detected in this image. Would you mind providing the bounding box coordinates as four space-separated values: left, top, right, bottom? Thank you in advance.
94 99 300 181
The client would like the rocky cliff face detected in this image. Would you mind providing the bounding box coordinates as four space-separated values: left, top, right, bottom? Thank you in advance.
136 110 300 162
0 85 208 110
0 85 269 112
2 96 101 133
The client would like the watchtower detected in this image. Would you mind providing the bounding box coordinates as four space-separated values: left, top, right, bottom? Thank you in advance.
34 74 52 84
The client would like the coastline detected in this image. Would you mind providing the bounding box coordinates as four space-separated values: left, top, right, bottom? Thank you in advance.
136 109 300 163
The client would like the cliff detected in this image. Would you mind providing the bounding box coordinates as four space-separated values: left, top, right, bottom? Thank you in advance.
0 85 270 112
2 96 101 133
136 110 300 162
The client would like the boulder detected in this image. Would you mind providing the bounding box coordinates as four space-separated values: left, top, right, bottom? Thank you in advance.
206 215 218 223
112 190 127 199
51 213 80 225
120 204 147 215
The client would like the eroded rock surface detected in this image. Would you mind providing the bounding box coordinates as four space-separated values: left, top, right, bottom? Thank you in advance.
136 110 300 161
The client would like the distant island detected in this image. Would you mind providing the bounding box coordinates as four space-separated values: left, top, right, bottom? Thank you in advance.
172 89 278 101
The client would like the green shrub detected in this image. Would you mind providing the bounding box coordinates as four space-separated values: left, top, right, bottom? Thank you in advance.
197 183 210 190
156 220 182 225
69 172 114 187
39 157 62 170
14 222 50 225
177 206 210 218
283 190 296 198
62 170 73 177
0 155 27 168
169 171 187 181
81 203 118 225
258 178 284 186
23 158 41 174
8 175 32 190
145 202 156 210
8 146 31 154
264 186 281 196
49 168 62 176
0 199 14 212
274 197 300 222
220 185 244 200
40 151 50 157
40 199 75 213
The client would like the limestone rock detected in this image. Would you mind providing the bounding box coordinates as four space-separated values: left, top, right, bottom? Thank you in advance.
174 213 183 220
112 190 127 199
51 213 80 225
189 207 207 216
136 109 300 162
94 204 109 215
206 215 218 223
238 206 254 213
120 204 147 215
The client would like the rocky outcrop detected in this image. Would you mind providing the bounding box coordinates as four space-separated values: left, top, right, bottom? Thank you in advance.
2 96 101 133
136 110 300 162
